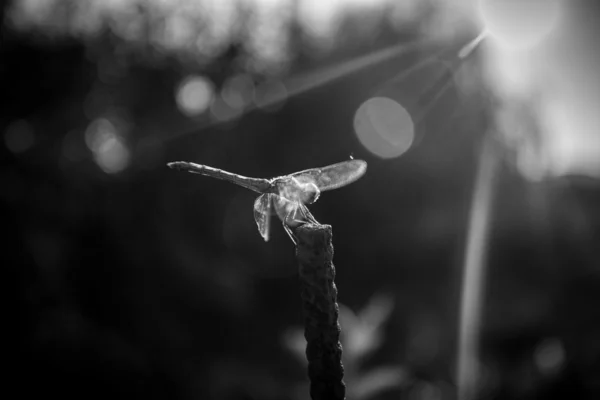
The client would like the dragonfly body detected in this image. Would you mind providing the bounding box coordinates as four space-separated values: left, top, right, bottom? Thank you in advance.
168 161 272 193
167 159 367 242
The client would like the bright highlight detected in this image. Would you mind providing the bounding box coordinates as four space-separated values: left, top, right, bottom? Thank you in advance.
477 0 561 50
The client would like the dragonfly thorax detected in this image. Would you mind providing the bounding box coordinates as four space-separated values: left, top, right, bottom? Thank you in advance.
299 180 320 204
275 176 321 205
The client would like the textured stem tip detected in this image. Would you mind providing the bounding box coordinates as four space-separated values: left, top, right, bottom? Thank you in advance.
295 223 345 400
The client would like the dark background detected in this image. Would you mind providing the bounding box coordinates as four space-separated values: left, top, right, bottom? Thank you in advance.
3 1 599 399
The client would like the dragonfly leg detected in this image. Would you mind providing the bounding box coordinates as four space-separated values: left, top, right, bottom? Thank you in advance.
281 204 319 245
281 208 300 244
296 204 318 224
282 222 298 245
285 210 310 227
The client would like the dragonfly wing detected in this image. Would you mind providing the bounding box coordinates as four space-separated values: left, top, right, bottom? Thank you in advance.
290 159 367 192
253 193 272 242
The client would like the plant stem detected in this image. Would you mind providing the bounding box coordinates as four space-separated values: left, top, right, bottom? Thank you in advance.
295 223 346 400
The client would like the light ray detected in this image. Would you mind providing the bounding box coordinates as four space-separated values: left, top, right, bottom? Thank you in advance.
458 30 489 60
164 39 430 143
456 138 499 400
283 40 423 102
163 31 485 147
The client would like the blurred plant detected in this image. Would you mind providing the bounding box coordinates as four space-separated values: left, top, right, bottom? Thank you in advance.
283 292 407 400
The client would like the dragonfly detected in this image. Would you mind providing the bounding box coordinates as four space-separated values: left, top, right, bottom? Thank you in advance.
167 159 367 243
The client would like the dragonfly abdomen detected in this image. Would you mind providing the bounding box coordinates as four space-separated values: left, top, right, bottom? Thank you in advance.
167 161 272 193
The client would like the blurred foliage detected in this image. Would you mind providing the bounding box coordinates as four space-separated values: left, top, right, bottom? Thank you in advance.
284 292 408 399
3 1 600 399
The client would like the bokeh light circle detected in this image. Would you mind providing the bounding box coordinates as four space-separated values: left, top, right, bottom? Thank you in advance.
222 74 254 111
85 118 130 174
478 0 561 50
176 75 214 116
534 338 565 375
4 119 35 153
354 97 414 159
